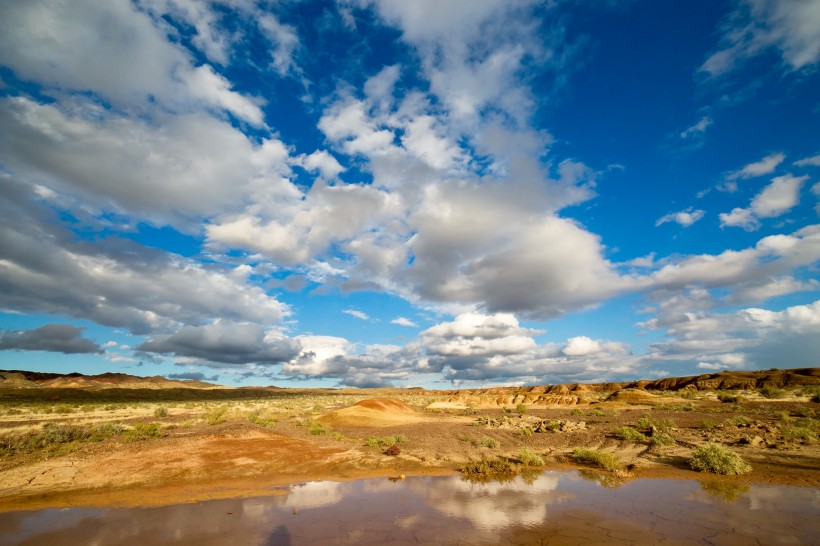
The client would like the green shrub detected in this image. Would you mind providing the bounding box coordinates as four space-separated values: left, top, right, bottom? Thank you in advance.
570 448 622 471
53 404 74 414
649 433 675 446
519 426 533 438
689 444 751 475
717 392 739 403
570 408 584 416
364 435 407 448
248 410 278 428
726 415 752 426
460 457 515 476
473 436 500 449
700 419 719 430
206 406 228 425
153 407 169 418
759 386 787 399
516 403 527 414
123 423 163 443
308 422 327 436
613 426 647 442
781 425 817 442
517 449 544 466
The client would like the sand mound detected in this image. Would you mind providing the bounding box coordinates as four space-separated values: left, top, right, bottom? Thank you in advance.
317 398 426 427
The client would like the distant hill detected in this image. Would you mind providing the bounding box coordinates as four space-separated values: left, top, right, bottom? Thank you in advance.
0 370 224 390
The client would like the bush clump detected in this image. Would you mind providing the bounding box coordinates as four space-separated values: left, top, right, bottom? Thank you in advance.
153 407 169 418
473 436 500 449
613 426 647 442
689 444 751 475
758 386 787 399
461 457 515 476
308 422 327 436
570 448 622 471
517 449 544 466
123 423 164 443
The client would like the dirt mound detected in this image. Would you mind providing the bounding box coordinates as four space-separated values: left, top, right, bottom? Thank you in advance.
317 398 426 428
604 388 662 405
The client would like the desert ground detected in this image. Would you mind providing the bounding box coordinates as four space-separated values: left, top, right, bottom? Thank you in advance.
0 368 818 511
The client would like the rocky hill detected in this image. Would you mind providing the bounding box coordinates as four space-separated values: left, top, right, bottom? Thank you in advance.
0 370 223 390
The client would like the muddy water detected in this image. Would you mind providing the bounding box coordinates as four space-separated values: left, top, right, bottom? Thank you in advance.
1 471 818 545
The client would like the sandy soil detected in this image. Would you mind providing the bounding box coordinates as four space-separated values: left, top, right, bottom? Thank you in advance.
1 391 818 512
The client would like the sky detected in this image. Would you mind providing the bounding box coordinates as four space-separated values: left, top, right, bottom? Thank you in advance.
0 0 818 389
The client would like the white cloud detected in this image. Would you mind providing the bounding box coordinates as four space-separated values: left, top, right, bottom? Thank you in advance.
727 152 786 182
720 174 807 230
646 300 820 371
680 116 713 139
0 96 293 227
0 0 264 125
656 208 706 227
0 181 290 335
391 317 418 327
301 150 345 179
795 154 820 167
702 0 820 76
562 336 601 356
343 309 370 321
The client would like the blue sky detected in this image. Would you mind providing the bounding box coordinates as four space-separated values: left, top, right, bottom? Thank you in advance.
0 0 818 388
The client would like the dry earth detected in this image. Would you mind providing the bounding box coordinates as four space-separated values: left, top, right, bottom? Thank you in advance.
0 368 818 511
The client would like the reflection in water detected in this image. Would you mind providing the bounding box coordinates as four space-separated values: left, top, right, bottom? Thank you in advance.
1 472 818 545
699 480 750 502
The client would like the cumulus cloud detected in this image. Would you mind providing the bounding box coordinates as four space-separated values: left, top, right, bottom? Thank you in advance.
562 336 601 356
795 154 820 167
656 208 706 227
720 174 807 230
0 324 102 354
137 322 300 364
702 0 820 76
0 97 293 226
391 317 418 327
645 300 820 371
0 180 290 335
0 0 264 125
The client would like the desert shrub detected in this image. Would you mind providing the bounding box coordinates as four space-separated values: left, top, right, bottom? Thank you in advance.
689 444 751 475
153 407 169 418
774 411 792 421
758 386 787 399
308 422 327 436
460 457 514 476
53 404 74 414
89 422 125 441
330 432 349 442
206 406 228 425
717 392 739 403
589 409 606 417
519 426 533 438
5 408 23 416
650 433 675 446
516 403 527 414
613 426 647 442
248 410 277 428
678 389 699 400
570 448 622 471
781 425 817 443
570 408 584 416
473 436 500 449
517 449 544 466
637 415 676 433
726 415 752 426
383 444 401 456
793 406 816 418
364 435 406 448
123 423 163 443
700 419 719 430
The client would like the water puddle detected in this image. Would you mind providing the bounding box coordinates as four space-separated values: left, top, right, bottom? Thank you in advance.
1 471 818 545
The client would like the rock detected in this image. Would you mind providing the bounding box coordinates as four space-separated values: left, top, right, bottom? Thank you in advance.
384 444 401 456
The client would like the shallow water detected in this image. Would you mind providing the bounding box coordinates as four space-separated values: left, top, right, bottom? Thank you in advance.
1 471 818 545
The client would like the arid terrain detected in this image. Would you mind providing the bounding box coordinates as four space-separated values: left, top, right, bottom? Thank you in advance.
0 368 818 511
